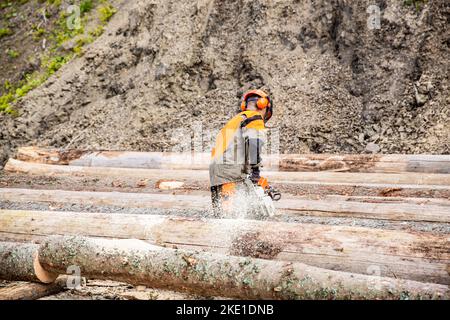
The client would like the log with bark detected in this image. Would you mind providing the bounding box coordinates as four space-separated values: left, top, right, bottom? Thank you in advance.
16 147 450 174
0 210 448 284
0 238 448 300
0 242 57 284
36 236 450 299
1 188 449 223
5 158 450 186
0 276 67 300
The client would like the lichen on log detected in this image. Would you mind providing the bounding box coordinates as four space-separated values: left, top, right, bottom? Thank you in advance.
0 242 57 283
37 236 450 300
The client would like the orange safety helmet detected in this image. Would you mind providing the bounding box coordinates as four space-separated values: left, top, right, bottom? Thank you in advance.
240 89 273 122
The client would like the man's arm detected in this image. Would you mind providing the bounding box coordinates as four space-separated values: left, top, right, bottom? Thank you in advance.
241 115 265 184
247 137 263 183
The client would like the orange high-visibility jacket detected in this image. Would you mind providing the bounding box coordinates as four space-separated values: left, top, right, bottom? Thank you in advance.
209 110 266 187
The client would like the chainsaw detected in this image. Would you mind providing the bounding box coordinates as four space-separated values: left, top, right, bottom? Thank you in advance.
244 177 281 218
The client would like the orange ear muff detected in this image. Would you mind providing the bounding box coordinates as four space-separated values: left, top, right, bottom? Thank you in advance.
240 101 246 111
257 97 269 109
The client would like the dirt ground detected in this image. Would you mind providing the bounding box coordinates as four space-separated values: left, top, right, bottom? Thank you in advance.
1 0 449 167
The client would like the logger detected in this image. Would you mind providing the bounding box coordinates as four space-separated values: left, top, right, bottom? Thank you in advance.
209 89 281 218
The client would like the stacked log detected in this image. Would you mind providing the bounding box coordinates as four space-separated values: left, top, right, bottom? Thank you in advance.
2 147 449 300
0 210 448 284
5 158 450 186
15 147 450 174
1 188 449 222
0 236 448 300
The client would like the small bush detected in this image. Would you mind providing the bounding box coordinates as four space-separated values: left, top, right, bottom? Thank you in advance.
98 4 117 23
15 75 44 98
404 0 428 11
3 80 12 91
80 0 94 15
0 2 13 9
44 0 62 6
89 25 104 37
0 92 14 113
0 28 12 38
32 26 46 39
44 56 68 75
7 49 20 59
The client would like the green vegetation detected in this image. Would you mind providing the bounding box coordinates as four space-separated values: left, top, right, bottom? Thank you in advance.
73 35 94 54
6 49 20 59
53 13 84 46
14 74 45 98
0 54 72 114
32 26 46 40
3 81 12 91
88 25 104 37
0 2 13 9
41 0 62 6
0 0 117 114
0 92 14 114
404 0 428 11
43 55 72 76
80 0 94 15
0 28 12 38
98 2 117 23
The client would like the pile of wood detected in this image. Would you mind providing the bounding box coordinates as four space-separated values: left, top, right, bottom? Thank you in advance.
0 147 449 300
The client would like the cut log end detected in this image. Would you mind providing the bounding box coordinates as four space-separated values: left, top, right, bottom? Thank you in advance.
33 253 58 284
156 180 185 190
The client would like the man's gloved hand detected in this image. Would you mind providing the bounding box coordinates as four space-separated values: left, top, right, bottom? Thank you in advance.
256 177 269 189
256 177 281 201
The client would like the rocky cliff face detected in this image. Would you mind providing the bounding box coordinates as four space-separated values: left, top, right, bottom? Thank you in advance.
1 0 449 165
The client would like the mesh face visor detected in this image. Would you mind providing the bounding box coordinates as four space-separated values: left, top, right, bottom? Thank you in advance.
245 96 273 123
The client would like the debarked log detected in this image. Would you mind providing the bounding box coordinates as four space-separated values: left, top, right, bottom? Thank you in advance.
1 188 449 223
15 147 450 174
5 158 450 186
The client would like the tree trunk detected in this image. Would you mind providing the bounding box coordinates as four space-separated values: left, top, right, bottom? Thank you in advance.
5 158 450 186
16 147 450 174
0 277 67 300
37 236 450 300
1 188 449 222
0 242 57 283
1 210 448 284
